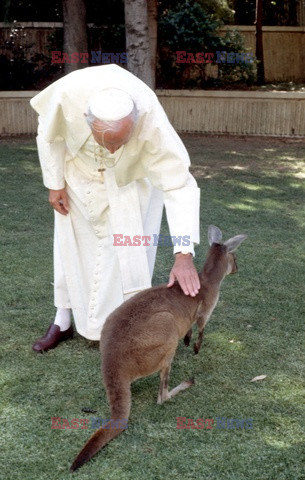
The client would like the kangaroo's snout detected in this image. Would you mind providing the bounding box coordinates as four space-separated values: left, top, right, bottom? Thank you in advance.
228 253 238 275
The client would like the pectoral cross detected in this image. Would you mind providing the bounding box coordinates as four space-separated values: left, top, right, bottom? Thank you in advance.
97 166 106 182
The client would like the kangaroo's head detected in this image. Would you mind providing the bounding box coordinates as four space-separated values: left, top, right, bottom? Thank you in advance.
202 225 247 282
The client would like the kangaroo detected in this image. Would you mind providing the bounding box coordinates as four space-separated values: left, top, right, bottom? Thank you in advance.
70 225 247 471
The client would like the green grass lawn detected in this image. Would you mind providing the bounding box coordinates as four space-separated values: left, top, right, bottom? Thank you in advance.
1 135 304 480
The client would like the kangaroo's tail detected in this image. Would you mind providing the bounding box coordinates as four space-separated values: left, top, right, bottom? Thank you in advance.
70 377 131 472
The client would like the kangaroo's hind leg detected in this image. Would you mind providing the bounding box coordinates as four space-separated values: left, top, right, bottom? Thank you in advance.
157 359 195 405
157 361 172 404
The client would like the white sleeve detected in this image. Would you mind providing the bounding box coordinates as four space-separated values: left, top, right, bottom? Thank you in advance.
140 103 200 256
163 174 200 256
36 117 66 190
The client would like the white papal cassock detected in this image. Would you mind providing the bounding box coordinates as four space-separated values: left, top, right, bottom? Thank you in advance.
30 64 200 340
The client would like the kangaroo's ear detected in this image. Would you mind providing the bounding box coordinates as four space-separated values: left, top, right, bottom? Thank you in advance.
208 225 223 246
224 234 247 252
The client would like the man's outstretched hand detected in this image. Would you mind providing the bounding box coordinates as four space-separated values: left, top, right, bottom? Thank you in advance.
167 253 200 297
49 188 69 216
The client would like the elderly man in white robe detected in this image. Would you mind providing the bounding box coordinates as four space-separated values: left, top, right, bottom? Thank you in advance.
30 64 200 352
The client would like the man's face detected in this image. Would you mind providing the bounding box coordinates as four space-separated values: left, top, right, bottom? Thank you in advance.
90 114 135 154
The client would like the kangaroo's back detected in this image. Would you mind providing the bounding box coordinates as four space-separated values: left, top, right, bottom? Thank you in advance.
101 283 199 353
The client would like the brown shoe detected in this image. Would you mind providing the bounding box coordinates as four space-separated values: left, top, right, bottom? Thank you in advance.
32 323 74 353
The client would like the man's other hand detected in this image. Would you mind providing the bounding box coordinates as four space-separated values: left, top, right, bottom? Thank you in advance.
49 188 69 216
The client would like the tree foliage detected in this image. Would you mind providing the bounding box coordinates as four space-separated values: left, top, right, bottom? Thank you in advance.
197 0 234 23
159 0 221 52
158 0 234 23
158 0 256 88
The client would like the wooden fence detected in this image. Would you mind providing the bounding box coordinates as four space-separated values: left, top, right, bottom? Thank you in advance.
221 26 305 83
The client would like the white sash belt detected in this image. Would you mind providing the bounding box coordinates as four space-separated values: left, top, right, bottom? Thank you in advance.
104 168 152 297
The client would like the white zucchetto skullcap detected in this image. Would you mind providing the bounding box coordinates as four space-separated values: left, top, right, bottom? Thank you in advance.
88 88 134 121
